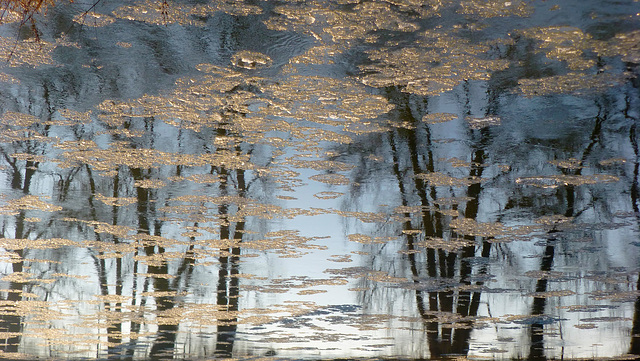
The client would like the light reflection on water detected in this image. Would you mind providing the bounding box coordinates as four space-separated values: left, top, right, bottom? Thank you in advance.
0 0 638 359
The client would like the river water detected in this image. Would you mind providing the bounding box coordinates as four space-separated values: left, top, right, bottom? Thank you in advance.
0 0 638 360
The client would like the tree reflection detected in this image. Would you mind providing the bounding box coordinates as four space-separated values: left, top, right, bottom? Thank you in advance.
382 86 494 358
632 272 640 356
0 110 51 354
628 92 640 357
528 235 556 361
0 211 25 353
213 127 246 358
343 43 639 356
214 184 242 357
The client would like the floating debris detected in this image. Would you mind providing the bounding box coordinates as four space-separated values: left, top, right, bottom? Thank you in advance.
309 173 350 185
516 174 619 188
422 113 458 124
73 11 116 27
416 172 482 187
313 191 344 199
466 115 501 129
231 50 273 70
458 0 533 17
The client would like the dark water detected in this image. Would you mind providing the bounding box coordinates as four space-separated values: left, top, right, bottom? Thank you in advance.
0 0 638 359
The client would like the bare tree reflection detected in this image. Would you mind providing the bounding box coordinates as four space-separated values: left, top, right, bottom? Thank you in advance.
214 185 242 357
0 211 26 353
213 123 247 357
382 86 495 358
0 111 50 353
628 92 640 357
527 93 608 359
527 234 556 361
631 272 640 355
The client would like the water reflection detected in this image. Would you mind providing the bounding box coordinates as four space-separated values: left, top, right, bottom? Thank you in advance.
0 0 638 359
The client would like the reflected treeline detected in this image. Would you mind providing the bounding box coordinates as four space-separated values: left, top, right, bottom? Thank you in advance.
526 93 608 360
381 87 494 357
213 127 246 358
632 272 640 355
0 106 50 353
338 56 639 358
0 1 274 357
0 211 25 353
0 54 256 361
0 0 638 359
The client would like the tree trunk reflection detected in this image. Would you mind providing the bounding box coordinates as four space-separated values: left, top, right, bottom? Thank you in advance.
630 111 640 357
387 86 493 358
214 132 246 357
0 211 26 353
528 237 556 361
631 272 640 355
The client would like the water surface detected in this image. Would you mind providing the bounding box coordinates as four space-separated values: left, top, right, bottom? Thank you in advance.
0 0 638 359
